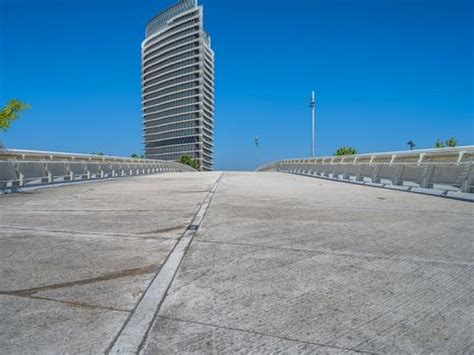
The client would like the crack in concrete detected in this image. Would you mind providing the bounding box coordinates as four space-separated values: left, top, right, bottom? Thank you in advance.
0 225 178 241
1 293 131 313
5 209 162 212
156 315 375 354
0 264 159 296
195 239 473 267
138 225 187 235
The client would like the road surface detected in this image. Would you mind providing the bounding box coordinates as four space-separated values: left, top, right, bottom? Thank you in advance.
0 172 472 354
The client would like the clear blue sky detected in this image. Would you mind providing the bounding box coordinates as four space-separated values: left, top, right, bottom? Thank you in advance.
1 0 472 170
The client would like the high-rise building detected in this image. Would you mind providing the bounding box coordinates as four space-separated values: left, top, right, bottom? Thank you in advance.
142 0 215 171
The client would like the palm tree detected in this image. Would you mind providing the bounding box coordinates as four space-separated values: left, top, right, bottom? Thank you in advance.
407 140 415 150
435 139 445 148
445 137 457 147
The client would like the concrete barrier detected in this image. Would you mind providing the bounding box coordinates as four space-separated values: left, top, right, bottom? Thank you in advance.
257 146 474 200
0 149 196 191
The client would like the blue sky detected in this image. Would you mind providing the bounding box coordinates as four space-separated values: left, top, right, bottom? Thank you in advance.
0 0 472 170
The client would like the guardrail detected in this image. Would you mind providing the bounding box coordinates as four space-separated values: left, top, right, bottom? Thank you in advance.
257 146 474 200
0 149 196 191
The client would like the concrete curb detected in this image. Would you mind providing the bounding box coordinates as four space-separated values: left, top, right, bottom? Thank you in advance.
107 173 223 354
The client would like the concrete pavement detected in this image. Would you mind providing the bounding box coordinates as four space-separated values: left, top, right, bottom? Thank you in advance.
0 172 220 354
0 172 472 354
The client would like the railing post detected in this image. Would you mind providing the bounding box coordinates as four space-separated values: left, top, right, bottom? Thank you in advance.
418 153 425 165
392 165 404 186
372 165 382 183
420 165 434 188
19 173 25 186
342 165 349 180
358 166 365 182
48 172 53 183
460 165 474 193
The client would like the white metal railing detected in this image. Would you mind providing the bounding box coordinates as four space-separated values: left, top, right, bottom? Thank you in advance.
0 149 196 191
257 146 474 199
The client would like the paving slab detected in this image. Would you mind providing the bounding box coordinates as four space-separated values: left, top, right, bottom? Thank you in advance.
0 172 220 354
0 294 129 354
144 317 358 354
142 172 473 354
0 173 217 236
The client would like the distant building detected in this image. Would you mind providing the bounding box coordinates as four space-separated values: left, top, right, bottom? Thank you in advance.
142 0 215 171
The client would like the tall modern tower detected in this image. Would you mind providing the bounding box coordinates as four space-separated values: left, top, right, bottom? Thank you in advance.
142 0 215 171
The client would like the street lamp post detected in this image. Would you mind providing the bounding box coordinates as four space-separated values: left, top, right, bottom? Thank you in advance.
310 91 316 157
255 136 259 170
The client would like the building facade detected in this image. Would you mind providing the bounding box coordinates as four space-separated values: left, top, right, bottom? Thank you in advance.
142 0 215 171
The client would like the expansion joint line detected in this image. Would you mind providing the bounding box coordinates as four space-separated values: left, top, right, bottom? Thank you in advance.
107 173 223 354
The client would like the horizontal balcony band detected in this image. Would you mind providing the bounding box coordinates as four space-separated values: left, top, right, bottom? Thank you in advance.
142 78 200 98
143 93 200 111
142 116 200 131
202 107 214 117
142 50 200 80
143 27 200 61
142 59 201 85
143 32 200 66
202 42 214 56
145 142 200 151
143 124 200 137
145 145 201 152
144 133 200 144
203 132 213 140
143 71 201 93
202 96 214 106
147 151 201 158
143 88 200 106
143 102 201 117
143 109 201 123
202 126 214 133
143 68 201 90
142 42 200 74
203 58 214 69
147 151 200 155
143 16 200 48
142 84 200 104
143 72 200 95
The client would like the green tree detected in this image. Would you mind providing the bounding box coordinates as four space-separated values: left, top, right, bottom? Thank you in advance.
334 147 357 156
407 140 416 150
179 154 199 170
435 139 445 148
445 137 457 147
131 153 145 159
0 99 30 131
91 152 104 156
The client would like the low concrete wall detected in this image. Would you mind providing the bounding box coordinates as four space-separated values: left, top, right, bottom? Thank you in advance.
258 146 474 200
0 149 195 191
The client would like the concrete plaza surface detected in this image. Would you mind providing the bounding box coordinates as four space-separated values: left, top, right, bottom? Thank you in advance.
0 172 472 354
